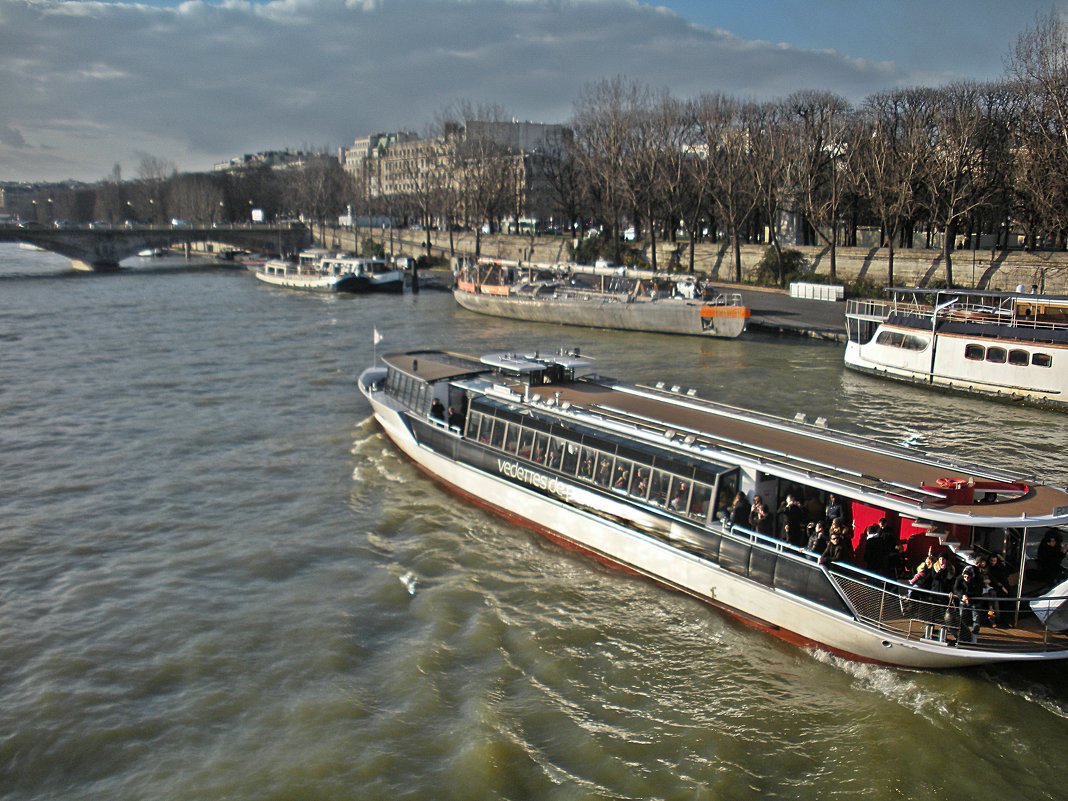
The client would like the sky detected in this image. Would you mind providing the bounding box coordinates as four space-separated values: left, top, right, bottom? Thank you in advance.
0 0 1064 183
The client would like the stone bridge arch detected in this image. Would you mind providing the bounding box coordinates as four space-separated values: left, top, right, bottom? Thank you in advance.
0 224 311 270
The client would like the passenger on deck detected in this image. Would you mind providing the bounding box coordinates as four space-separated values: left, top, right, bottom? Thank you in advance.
807 521 829 554
782 494 806 546
1035 531 1066 590
824 494 845 527
430 398 446 421
953 564 985 644
730 492 751 529
930 553 956 595
819 530 851 566
749 495 772 536
986 552 1012 626
862 525 887 575
447 406 464 429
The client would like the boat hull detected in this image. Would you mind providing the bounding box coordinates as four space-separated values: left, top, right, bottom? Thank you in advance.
453 289 748 338
358 370 1046 668
844 328 1068 410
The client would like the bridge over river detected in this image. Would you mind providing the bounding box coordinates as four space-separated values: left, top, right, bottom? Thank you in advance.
0 224 311 270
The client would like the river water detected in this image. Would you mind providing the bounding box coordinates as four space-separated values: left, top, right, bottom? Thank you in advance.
2 244 1068 801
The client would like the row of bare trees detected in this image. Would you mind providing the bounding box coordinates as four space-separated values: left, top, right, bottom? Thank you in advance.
530 15 1061 286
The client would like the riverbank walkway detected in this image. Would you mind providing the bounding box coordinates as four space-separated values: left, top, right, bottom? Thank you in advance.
730 284 848 342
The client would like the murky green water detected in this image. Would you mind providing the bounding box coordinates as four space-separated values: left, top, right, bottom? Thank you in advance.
2 245 1066 801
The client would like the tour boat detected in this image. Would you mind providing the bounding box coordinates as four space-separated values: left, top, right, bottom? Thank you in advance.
254 249 370 293
845 287 1068 409
358 346 1068 668
454 260 749 338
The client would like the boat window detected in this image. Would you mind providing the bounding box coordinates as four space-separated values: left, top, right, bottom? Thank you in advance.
901 334 929 351
714 470 740 523
543 437 561 469
689 482 712 523
594 453 615 487
630 466 650 499
578 447 597 480
649 470 672 507
964 344 985 361
1033 352 1053 368
518 429 536 459
1008 349 1029 366
875 330 905 347
489 419 506 449
560 439 580 474
986 347 1007 364
532 432 550 464
503 424 521 455
669 479 692 514
612 459 633 491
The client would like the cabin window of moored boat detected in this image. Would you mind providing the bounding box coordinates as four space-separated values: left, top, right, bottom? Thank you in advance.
875 330 928 350
986 347 1007 364
964 344 984 360
1033 352 1053 367
1009 349 1029 366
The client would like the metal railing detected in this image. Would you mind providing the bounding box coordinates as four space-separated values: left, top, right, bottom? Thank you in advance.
827 564 1068 652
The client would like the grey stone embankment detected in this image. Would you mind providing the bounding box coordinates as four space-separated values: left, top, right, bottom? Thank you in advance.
327 226 1068 296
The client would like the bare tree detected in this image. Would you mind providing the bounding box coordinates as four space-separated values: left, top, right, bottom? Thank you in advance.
923 82 1007 285
693 94 758 282
1009 12 1068 245
785 91 853 281
745 100 793 285
571 77 646 263
856 88 935 286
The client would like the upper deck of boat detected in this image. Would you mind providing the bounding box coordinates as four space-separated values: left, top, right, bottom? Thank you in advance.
380 350 1068 525
551 379 1068 524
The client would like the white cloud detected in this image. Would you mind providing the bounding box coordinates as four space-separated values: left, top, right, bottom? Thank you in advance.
0 0 978 182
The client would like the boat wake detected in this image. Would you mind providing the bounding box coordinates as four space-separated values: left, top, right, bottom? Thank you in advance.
809 649 957 719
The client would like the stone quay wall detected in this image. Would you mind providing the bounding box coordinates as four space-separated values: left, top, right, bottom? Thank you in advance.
327 226 1068 294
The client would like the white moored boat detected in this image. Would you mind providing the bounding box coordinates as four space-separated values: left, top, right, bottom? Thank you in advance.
845 287 1068 409
319 255 405 293
255 249 371 293
454 260 750 338
358 346 1068 668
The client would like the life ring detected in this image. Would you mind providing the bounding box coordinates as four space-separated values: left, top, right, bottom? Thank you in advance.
935 477 970 490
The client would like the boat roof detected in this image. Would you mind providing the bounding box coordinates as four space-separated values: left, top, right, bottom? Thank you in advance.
383 350 488 383
547 379 1068 527
887 286 1068 304
387 349 1068 528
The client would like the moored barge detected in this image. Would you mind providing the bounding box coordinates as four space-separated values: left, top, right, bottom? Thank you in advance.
358 347 1068 668
454 260 750 339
